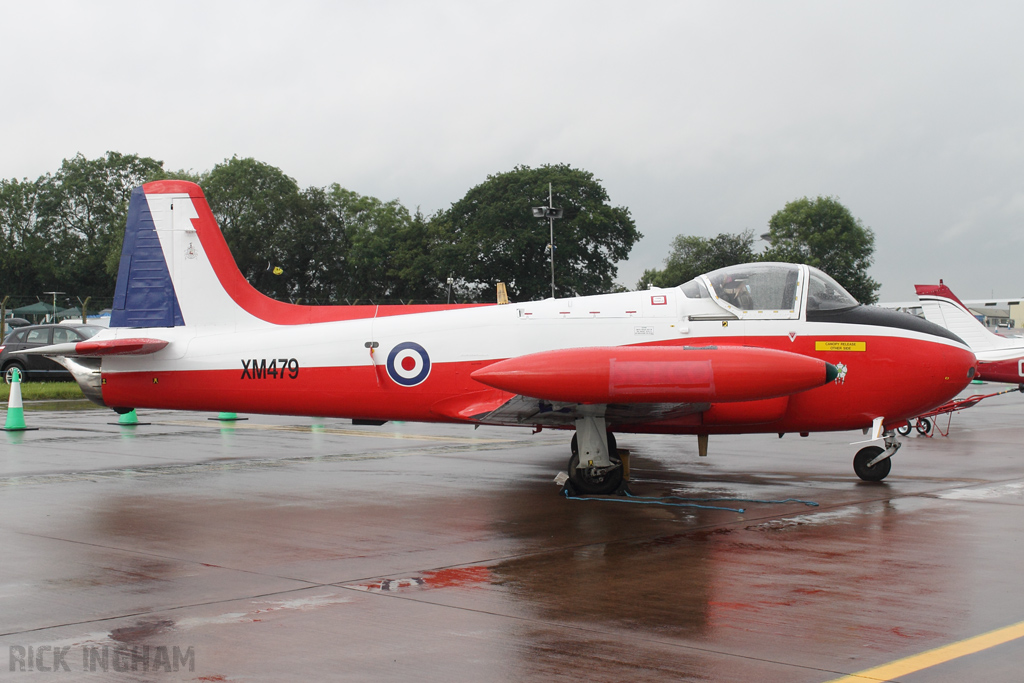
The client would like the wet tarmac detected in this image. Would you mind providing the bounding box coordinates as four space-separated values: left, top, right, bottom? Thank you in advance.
1 386 1023 681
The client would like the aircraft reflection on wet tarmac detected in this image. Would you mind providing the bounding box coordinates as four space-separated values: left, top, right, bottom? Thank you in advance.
2 390 1024 681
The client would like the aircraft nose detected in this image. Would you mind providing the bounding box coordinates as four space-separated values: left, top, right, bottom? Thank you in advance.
931 344 978 402
888 341 977 422
948 346 978 383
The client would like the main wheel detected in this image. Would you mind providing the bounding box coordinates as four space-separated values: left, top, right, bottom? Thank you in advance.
916 418 932 435
853 445 891 482
568 432 622 495
897 423 912 437
4 362 26 385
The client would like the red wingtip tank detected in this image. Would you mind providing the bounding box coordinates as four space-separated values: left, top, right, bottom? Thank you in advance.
471 346 837 404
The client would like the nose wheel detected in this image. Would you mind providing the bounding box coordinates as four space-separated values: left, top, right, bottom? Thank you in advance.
853 446 891 481
853 432 901 482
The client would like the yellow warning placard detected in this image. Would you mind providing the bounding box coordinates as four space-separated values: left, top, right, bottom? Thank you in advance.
815 341 866 352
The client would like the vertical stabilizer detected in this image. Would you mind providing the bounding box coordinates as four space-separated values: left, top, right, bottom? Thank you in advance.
915 283 1013 353
110 181 266 329
108 180 483 330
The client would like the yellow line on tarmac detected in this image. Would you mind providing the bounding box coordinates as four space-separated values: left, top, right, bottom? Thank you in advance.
824 619 1024 682
155 419 513 444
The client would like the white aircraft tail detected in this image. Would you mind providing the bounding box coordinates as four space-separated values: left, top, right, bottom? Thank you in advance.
110 181 260 327
914 282 1015 353
110 181 466 329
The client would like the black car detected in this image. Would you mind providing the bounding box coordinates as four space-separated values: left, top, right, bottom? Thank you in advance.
1 324 105 383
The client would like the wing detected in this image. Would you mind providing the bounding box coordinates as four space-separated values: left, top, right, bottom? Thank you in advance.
471 394 710 427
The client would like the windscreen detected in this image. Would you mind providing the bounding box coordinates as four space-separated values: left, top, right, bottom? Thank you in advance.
680 278 711 299
806 267 859 311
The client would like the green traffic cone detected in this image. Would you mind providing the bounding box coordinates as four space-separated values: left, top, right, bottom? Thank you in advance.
3 367 27 431
108 407 150 426
208 411 247 422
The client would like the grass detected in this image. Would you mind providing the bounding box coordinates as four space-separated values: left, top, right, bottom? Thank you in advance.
0 381 86 402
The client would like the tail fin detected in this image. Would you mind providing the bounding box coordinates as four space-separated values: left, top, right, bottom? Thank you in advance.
110 181 483 329
111 181 255 328
915 282 1013 353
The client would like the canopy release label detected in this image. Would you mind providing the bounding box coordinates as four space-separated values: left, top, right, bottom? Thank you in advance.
815 341 866 352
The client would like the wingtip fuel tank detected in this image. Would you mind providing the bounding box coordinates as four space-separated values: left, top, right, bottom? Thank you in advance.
470 346 838 405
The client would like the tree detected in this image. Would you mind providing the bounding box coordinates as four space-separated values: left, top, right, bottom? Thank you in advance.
762 196 880 303
433 164 640 302
323 185 445 302
1 152 164 300
638 230 756 289
0 177 45 297
37 152 164 295
199 157 304 299
283 184 350 303
197 160 446 303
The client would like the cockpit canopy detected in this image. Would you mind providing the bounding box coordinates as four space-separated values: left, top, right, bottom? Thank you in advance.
680 263 858 318
804 266 859 311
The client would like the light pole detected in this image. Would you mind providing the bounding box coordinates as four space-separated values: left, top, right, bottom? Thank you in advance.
531 183 563 299
43 291 64 323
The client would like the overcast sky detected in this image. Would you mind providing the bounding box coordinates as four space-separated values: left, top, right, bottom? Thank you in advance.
2 1 1023 301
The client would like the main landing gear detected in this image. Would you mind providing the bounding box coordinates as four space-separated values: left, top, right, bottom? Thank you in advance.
853 431 901 482
567 416 623 495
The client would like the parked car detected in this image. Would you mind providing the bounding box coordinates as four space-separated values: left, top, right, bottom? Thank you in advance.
1 324 105 383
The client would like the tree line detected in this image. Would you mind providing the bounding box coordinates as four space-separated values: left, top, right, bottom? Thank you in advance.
639 196 880 303
0 151 880 314
0 153 640 309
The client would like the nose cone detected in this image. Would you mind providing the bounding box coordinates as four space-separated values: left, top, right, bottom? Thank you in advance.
906 343 978 418
942 345 978 384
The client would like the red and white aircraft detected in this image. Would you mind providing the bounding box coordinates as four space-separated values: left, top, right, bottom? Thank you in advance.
915 281 1024 384
31 181 976 488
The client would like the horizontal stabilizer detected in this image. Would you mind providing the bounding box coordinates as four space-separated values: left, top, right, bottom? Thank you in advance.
471 345 836 404
21 338 169 357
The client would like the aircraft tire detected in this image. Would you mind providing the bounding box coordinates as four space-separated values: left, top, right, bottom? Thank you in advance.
853 446 891 482
916 418 932 435
897 423 912 437
568 432 622 495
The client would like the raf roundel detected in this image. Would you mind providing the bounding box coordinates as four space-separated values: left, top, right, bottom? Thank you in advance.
386 342 432 387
